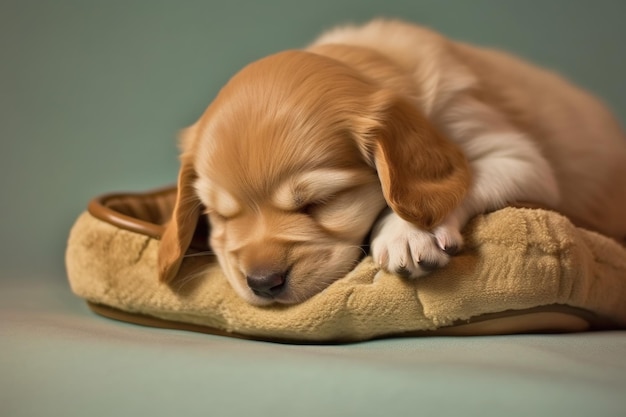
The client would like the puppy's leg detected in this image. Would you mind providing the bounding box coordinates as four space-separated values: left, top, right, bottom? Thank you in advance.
370 209 454 278
371 129 560 278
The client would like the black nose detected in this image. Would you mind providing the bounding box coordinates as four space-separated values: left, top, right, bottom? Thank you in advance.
246 272 287 299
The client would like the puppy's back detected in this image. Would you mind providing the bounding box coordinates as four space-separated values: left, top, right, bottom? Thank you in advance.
311 19 626 241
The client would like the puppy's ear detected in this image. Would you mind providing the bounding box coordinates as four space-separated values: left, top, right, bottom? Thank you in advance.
355 92 471 230
158 128 203 283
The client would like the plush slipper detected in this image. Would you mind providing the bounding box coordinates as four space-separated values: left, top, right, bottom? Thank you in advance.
65 186 626 343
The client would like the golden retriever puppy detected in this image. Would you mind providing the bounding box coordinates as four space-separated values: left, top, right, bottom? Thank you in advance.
158 19 626 305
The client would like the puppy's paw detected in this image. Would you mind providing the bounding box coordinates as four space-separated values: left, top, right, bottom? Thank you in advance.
370 211 463 278
432 223 464 256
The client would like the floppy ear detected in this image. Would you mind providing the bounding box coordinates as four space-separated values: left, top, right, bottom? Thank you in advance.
158 134 203 284
355 92 471 230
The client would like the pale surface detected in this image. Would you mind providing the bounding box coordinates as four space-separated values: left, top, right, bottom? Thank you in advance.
3 278 626 417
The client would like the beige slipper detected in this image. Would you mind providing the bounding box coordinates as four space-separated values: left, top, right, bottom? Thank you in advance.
65 187 626 343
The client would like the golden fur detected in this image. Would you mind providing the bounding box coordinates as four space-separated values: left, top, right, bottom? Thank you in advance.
158 20 626 305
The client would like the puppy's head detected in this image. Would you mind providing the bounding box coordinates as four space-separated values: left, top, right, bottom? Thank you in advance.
158 50 470 305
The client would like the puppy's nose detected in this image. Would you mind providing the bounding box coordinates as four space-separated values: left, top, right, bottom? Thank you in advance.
246 272 287 299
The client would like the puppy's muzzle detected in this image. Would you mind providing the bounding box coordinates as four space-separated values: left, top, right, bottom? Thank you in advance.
246 271 288 299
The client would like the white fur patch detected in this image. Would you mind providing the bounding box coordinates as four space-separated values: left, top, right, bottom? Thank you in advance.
460 131 560 218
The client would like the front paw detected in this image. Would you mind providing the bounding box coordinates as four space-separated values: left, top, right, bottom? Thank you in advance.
370 212 463 278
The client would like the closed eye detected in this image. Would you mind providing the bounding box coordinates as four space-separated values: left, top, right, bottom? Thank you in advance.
272 169 375 212
205 208 229 222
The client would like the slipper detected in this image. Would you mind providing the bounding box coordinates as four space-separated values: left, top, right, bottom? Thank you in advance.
66 186 626 343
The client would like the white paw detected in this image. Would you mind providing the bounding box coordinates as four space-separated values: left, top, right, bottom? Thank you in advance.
370 211 463 278
433 222 464 256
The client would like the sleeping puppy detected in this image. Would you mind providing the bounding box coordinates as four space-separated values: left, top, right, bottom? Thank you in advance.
158 19 626 305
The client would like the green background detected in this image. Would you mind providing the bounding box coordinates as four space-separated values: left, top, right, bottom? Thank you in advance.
2 0 626 280
3 3 626 417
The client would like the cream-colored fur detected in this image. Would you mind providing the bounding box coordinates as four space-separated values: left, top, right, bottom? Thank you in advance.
159 19 626 306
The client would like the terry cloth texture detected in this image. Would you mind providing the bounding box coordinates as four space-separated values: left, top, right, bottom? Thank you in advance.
66 188 626 343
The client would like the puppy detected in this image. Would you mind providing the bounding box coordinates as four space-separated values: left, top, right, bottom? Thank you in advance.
158 19 626 305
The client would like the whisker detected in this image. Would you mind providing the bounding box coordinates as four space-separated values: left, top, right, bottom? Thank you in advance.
172 266 209 292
